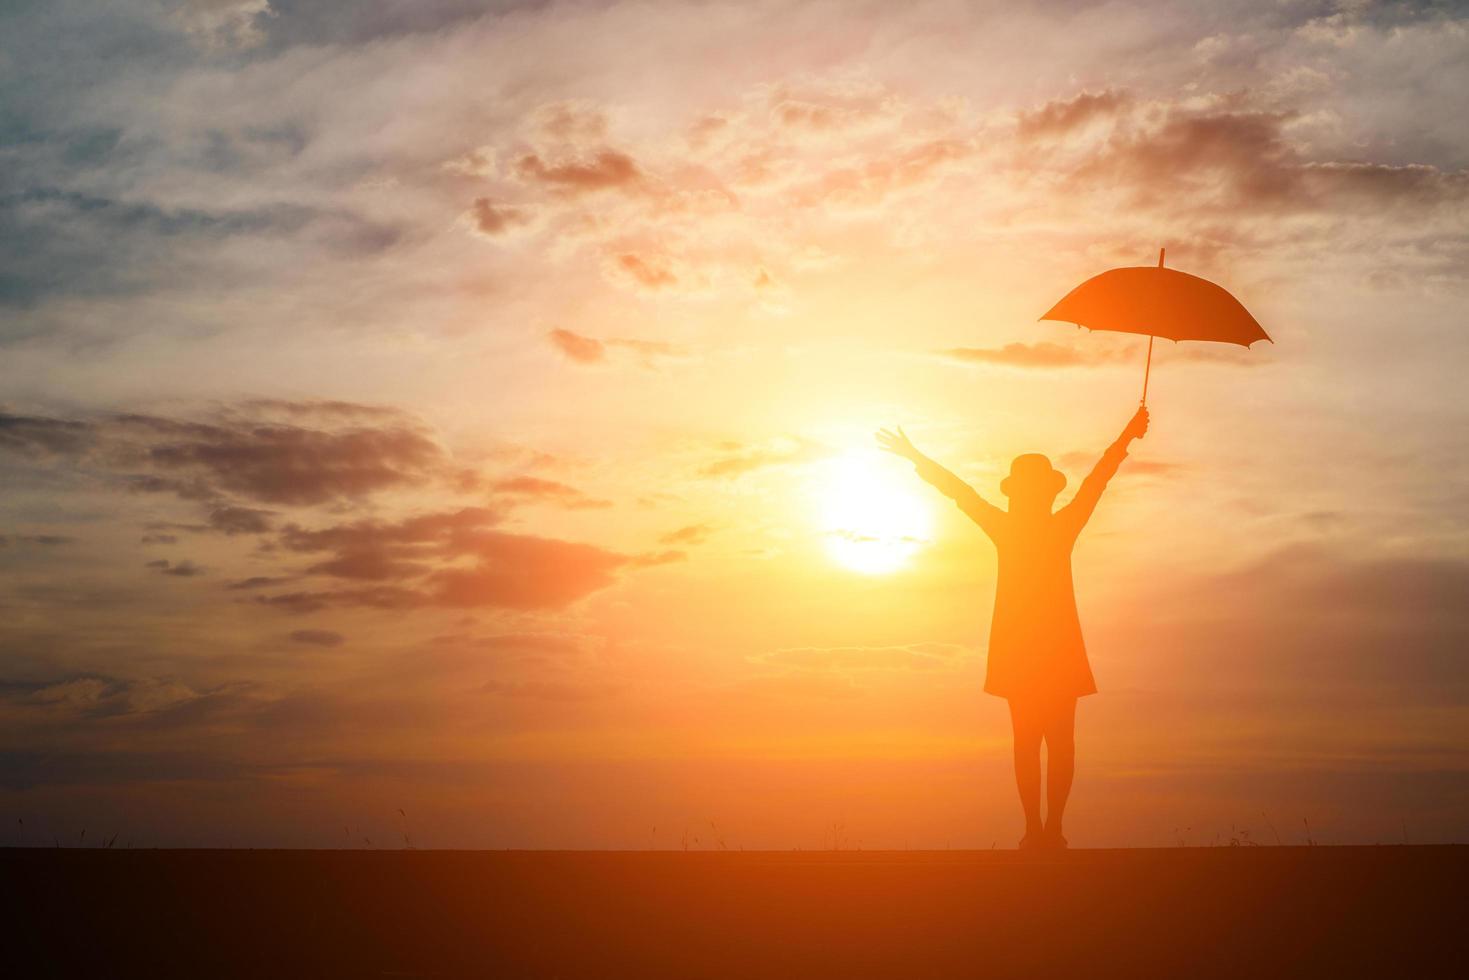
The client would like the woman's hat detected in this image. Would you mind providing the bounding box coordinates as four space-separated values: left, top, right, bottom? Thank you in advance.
1000 453 1067 497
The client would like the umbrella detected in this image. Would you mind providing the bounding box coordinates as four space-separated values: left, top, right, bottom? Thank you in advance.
1039 248 1270 404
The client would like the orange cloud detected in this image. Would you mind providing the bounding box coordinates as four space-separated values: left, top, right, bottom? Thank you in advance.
514 149 642 194
699 438 823 478
467 197 531 237
548 328 606 363
547 328 686 368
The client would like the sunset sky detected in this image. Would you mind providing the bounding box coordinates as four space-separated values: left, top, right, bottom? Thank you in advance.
2 0 1467 849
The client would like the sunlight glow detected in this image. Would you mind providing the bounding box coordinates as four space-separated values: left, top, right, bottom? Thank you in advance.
816 450 934 574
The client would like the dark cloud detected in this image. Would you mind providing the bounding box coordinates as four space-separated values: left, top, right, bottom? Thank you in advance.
207 505 274 535
0 405 447 508
513 149 642 193
467 197 531 237
225 575 294 591
133 416 443 506
147 559 204 577
0 534 72 547
288 629 345 648
0 189 403 306
263 508 643 611
0 671 206 725
1058 99 1469 217
279 507 503 582
1129 546 1469 702
247 0 543 50
253 586 423 614
0 413 93 458
127 475 219 502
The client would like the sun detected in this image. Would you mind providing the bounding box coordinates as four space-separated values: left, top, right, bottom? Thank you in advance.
815 449 935 574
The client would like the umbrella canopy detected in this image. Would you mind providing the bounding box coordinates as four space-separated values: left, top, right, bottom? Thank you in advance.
1040 254 1270 347
1037 249 1270 404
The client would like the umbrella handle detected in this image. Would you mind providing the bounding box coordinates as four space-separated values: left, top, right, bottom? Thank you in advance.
1140 334 1154 406
1139 247 1163 405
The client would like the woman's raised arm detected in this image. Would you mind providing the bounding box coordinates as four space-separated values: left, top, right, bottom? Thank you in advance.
877 426 1003 538
1059 407 1150 532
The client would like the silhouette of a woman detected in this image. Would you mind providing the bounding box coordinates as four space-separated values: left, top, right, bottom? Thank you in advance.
878 407 1149 850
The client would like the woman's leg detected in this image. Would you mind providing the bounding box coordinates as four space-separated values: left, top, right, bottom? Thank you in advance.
1008 698 1044 843
1042 697 1078 842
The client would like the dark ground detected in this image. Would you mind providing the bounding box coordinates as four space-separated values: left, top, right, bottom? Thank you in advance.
3 846 1465 978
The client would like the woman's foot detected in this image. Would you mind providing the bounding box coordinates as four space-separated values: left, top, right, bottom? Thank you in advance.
1043 827 1069 850
1019 825 1046 851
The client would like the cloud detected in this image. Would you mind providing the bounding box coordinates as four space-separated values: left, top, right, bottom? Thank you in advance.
0 534 72 548
0 405 447 507
1056 452 1185 479
492 476 611 510
938 342 1107 368
466 197 532 238
252 586 422 614
0 413 93 458
207 505 275 535
513 149 642 194
547 328 606 364
288 629 345 648
787 137 975 211
546 328 686 368
226 575 294 591
166 0 274 50
1133 546 1469 700
1017 89 1132 140
700 438 824 478
455 64 1469 305
659 523 714 546
0 190 403 307
608 252 678 291
1049 96 1469 221
131 415 443 506
147 559 205 577
481 679 616 700
279 507 503 582
428 531 631 609
3 671 205 724
269 509 647 610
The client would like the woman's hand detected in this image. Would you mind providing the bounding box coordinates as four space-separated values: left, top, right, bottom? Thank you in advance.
876 426 921 462
1123 406 1150 442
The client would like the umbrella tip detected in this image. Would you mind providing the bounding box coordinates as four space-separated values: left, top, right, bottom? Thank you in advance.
1158 247 1165 268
